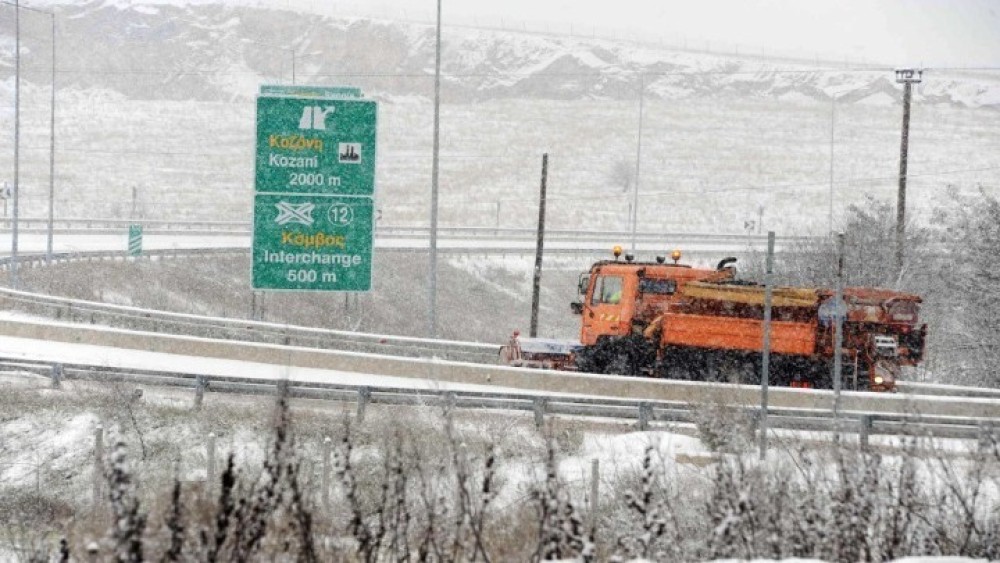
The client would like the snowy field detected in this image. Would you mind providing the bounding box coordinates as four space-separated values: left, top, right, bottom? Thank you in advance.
0 350 995 561
2 89 998 237
0 3 998 557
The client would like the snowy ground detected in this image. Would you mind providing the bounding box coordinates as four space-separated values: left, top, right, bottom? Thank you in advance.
0 367 992 562
2 92 998 236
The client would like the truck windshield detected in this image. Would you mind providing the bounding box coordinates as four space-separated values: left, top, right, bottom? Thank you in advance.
591 275 624 305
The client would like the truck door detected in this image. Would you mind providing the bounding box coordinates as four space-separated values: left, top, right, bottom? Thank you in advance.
581 274 627 345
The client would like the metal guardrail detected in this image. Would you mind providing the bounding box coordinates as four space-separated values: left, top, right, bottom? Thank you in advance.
1 250 997 401
0 284 500 364
5 357 998 443
0 218 817 245
897 381 1000 400
0 234 986 404
0 247 246 270
0 217 247 233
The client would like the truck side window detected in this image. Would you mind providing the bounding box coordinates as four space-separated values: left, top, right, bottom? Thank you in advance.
591 276 624 305
638 278 676 295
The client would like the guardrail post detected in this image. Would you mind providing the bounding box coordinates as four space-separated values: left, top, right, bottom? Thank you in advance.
93 425 104 507
444 391 457 413
589 458 600 536
357 387 372 423
638 402 653 431
746 409 760 443
859 415 873 451
50 363 63 389
441 392 457 435
86 542 100 563
533 397 547 429
978 421 995 456
321 436 332 513
206 432 216 492
194 376 208 410
276 379 290 399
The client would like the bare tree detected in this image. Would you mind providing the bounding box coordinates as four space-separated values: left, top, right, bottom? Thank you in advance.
759 195 932 290
931 187 1000 386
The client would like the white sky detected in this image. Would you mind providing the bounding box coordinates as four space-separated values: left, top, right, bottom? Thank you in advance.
353 0 1000 67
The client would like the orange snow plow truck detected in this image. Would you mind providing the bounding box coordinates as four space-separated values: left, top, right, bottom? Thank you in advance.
500 248 926 392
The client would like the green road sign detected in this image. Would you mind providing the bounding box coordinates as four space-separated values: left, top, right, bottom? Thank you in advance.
255 96 377 196
128 224 142 257
251 193 373 291
259 85 363 99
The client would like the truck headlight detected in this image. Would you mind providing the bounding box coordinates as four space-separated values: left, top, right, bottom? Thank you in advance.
874 375 884 385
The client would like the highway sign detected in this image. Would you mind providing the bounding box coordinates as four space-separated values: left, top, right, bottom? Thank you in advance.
251 193 373 291
259 85 363 98
128 224 142 257
818 297 848 323
255 96 377 196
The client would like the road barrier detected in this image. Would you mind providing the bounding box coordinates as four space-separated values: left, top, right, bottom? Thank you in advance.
2 355 998 444
2 317 999 422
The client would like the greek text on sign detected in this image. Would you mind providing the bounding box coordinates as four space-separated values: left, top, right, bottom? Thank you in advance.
255 96 377 196
252 193 373 291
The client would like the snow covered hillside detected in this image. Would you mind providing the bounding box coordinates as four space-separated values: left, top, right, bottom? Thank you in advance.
0 2 997 234
1 1 999 107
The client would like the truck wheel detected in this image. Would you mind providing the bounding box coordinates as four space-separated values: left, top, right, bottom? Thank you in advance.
606 354 633 376
657 347 697 380
737 358 761 385
661 364 693 380
574 347 600 374
601 335 653 377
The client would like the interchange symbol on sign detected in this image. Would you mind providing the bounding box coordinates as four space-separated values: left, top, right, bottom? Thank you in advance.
298 105 335 130
274 201 315 226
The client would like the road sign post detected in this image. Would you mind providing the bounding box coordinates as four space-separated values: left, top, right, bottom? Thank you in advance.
252 89 377 292
128 224 142 257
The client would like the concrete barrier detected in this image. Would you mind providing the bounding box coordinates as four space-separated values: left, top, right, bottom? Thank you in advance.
2 317 998 419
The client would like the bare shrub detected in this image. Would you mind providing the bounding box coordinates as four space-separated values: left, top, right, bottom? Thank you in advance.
691 403 756 454
531 437 592 562
15 390 1000 561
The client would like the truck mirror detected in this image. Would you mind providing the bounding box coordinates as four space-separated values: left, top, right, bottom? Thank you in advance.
577 274 590 295
570 301 584 315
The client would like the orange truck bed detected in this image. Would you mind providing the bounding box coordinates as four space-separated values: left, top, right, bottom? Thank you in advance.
660 313 817 356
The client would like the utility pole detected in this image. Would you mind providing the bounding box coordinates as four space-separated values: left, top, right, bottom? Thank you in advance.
828 96 835 234
630 73 644 253
833 232 845 426
894 69 922 277
4 2 58 264
46 12 56 263
759 231 775 461
529 154 548 338
10 0 21 289
428 0 442 337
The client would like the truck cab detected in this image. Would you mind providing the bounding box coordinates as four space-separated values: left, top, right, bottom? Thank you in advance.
572 249 735 346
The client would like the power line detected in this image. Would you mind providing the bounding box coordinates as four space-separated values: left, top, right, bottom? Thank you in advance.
640 166 1000 197
925 67 1000 73
6 143 1000 185
535 165 1000 201
41 66 902 79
